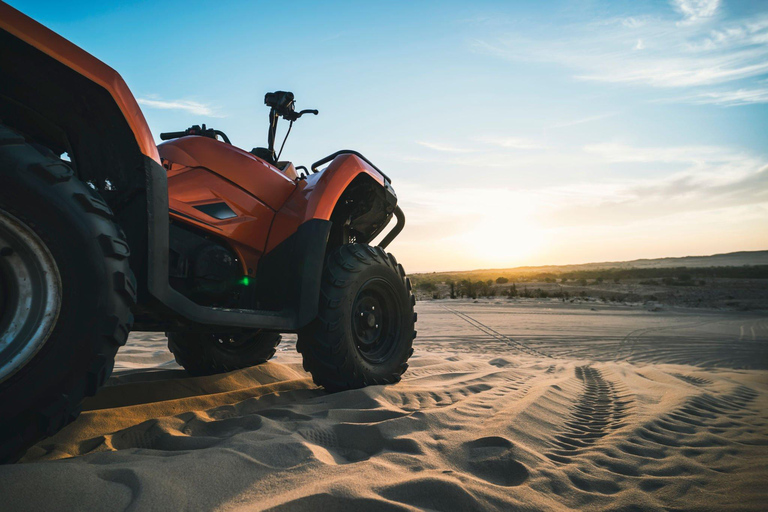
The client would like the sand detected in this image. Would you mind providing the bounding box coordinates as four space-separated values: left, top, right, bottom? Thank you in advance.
2 300 767 511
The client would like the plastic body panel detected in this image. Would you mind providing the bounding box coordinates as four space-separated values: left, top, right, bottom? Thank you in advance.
160 140 389 261
167 166 274 274
159 136 295 210
266 154 386 252
0 2 159 162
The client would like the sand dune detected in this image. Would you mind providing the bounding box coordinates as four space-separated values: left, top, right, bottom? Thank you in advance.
2 301 767 511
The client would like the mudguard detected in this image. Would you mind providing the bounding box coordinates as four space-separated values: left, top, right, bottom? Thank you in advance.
0 2 158 162
267 153 394 252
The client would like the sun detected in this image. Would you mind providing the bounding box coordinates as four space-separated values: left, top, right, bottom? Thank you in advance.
451 192 546 268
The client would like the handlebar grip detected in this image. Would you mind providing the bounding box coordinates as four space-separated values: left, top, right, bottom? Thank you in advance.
159 131 187 140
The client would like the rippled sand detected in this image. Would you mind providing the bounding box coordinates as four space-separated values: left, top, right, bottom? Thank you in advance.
2 300 767 511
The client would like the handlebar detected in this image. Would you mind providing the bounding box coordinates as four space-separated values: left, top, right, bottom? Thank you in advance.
159 124 231 144
159 131 187 140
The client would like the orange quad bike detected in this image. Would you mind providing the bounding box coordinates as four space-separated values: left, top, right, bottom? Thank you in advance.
0 3 415 462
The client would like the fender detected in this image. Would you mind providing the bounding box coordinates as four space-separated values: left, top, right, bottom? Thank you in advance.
0 2 159 162
266 153 393 252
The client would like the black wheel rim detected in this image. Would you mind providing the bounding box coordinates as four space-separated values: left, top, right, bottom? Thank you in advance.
351 277 401 364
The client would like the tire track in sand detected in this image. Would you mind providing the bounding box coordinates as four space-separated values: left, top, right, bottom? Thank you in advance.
545 366 631 464
440 305 552 358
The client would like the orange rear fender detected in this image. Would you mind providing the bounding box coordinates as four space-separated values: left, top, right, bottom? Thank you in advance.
0 2 158 162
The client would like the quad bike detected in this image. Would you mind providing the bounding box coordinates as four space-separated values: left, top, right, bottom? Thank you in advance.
0 3 415 463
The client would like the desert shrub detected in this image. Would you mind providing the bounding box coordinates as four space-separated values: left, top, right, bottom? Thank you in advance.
418 281 437 292
496 277 509 284
458 279 476 298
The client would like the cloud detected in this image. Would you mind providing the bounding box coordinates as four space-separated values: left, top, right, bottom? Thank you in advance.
474 135 544 149
672 0 720 25
538 143 767 228
473 7 768 102
549 112 618 129
137 98 222 117
680 87 768 105
576 53 768 88
583 142 741 164
416 141 475 153
404 141 765 228
392 142 767 270
540 164 768 229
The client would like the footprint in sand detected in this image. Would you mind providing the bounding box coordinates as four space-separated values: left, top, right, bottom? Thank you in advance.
463 436 529 487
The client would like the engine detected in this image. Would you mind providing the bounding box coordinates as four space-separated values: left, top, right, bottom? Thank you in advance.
169 222 243 307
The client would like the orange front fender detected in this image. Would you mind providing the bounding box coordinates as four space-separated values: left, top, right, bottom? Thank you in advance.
266 154 387 252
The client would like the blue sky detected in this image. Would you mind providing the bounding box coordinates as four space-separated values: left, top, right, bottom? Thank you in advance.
10 0 768 271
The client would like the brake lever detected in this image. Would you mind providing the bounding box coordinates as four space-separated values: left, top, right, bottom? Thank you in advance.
281 109 319 121
293 109 318 120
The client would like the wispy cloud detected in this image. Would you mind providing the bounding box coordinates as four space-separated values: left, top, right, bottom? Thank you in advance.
539 163 768 228
672 0 720 25
395 143 767 269
549 112 618 129
416 141 475 153
583 142 741 165
394 140 767 270
679 87 768 105
414 136 544 156
473 2 768 103
137 98 222 117
474 135 544 149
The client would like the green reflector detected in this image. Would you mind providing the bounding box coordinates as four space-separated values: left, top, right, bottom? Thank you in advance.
240 276 250 286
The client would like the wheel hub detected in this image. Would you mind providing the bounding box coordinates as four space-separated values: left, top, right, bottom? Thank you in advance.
351 278 401 363
0 209 62 384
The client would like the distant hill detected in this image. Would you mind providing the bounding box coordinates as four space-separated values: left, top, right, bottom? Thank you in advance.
412 250 768 280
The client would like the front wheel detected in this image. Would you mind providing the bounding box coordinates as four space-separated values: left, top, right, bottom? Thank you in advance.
297 244 416 391
0 127 135 463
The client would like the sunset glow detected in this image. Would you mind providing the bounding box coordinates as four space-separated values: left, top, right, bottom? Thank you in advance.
17 0 767 272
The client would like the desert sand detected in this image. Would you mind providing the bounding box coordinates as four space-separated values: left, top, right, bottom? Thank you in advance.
1 300 767 511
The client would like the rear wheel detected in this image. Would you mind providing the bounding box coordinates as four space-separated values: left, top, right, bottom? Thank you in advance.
0 126 135 463
297 244 416 391
167 330 281 376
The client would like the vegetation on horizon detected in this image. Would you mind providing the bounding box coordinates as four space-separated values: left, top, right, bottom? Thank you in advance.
410 265 768 301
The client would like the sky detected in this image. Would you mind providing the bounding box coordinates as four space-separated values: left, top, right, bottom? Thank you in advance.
10 0 768 272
